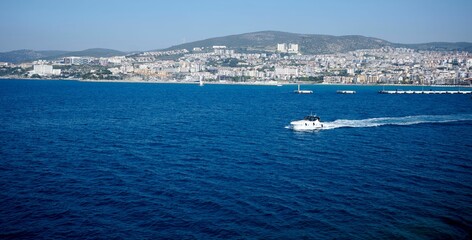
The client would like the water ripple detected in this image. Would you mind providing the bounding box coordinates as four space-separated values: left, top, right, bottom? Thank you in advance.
1 81 471 239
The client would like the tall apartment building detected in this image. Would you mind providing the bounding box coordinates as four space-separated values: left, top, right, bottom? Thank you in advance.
288 43 299 53
276 43 299 54
277 43 287 52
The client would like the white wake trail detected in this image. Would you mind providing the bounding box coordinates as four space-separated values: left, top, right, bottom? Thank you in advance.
321 114 472 130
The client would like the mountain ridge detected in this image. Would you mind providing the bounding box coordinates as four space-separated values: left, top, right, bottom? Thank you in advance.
0 48 126 63
164 31 392 53
1 31 471 63
165 31 472 54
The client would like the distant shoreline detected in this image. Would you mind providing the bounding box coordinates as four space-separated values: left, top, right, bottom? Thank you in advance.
1 77 471 88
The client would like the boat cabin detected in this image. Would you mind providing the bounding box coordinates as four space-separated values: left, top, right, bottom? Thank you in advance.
304 115 320 121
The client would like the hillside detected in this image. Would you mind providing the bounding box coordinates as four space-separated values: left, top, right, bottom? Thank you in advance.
165 31 393 54
49 48 127 59
165 31 472 55
0 48 126 63
395 42 472 52
0 50 69 63
2 31 472 63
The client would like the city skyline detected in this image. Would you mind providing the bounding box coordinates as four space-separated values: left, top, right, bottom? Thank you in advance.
1 0 471 52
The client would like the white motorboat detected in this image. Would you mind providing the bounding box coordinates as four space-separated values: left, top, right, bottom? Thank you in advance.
289 114 323 131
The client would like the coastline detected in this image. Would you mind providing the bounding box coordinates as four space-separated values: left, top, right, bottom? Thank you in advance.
1 77 471 88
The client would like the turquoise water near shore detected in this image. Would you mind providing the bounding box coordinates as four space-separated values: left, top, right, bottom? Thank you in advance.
1 80 471 239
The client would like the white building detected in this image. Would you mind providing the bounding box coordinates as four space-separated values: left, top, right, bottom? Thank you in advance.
288 43 299 53
63 57 91 65
277 43 287 52
32 65 61 76
213 46 234 55
108 56 125 65
467 59 472 68
275 67 299 76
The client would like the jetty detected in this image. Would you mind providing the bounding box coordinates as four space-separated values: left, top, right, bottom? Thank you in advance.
336 90 356 94
294 84 313 94
378 90 472 94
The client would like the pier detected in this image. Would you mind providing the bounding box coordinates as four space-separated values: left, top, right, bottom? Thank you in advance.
337 90 356 94
294 84 313 94
378 90 472 94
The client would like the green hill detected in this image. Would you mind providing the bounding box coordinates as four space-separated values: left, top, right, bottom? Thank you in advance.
51 48 126 58
165 31 393 54
395 42 472 52
2 31 471 63
0 48 126 63
0 50 69 63
165 31 472 54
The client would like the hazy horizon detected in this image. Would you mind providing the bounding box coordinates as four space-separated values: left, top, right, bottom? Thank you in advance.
1 0 471 52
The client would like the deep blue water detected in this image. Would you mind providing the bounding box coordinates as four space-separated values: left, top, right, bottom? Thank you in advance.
1 80 471 239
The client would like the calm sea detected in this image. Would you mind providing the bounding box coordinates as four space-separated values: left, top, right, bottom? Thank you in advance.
1 80 471 239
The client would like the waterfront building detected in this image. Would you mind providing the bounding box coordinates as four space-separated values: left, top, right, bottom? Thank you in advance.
31 65 61 76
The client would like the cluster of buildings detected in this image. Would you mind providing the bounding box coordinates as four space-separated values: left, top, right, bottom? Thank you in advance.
317 48 472 85
1 44 471 85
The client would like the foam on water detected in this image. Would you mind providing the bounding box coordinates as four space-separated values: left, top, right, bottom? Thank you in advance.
321 114 472 130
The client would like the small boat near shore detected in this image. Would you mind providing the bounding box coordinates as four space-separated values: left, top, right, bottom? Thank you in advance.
289 114 323 131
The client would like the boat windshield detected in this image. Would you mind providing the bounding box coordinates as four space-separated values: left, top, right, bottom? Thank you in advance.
304 116 320 121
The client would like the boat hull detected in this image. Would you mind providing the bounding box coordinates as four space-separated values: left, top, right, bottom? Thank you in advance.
290 120 323 131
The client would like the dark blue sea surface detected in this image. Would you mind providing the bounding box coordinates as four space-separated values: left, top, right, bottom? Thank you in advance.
1 80 471 239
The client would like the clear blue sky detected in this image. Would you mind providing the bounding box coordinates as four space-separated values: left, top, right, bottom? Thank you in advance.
1 0 471 51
